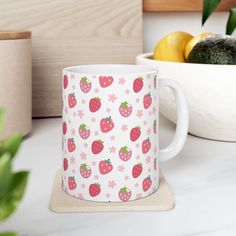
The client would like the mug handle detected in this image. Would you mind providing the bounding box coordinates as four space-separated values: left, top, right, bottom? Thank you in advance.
159 78 189 162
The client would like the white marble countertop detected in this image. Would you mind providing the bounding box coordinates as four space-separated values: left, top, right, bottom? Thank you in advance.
1 116 236 236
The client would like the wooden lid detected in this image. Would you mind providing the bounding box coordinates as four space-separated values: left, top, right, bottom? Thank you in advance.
0 31 31 40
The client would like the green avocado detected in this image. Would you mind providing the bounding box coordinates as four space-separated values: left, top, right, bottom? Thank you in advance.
187 34 236 65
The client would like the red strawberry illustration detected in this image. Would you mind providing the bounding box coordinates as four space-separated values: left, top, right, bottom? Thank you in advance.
68 93 77 108
89 97 101 112
130 126 141 142
63 74 68 89
133 77 143 93
80 76 91 93
119 146 132 161
79 124 90 139
118 187 131 201
143 176 152 192
91 139 104 154
63 122 67 135
132 163 143 178
68 138 76 152
100 116 114 133
99 76 113 88
68 176 77 190
154 75 157 89
143 92 152 109
89 183 101 197
142 138 151 154
153 119 157 134
63 158 68 171
99 159 113 175
80 163 91 178
154 158 157 170
119 101 132 117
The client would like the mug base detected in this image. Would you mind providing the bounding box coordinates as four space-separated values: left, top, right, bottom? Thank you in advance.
50 170 175 212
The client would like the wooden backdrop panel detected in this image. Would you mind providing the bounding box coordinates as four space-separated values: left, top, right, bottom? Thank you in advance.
0 0 143 117
143 0 236 12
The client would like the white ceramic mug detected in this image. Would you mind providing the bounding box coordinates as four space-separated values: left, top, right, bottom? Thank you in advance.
62 64 188 202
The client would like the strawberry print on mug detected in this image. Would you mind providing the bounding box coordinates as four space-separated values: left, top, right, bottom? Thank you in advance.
62 67 159 202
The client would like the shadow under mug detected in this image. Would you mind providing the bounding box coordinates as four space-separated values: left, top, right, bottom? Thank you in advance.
62 64 189 202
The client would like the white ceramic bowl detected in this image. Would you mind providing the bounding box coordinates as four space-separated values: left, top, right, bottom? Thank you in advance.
136 53 236 141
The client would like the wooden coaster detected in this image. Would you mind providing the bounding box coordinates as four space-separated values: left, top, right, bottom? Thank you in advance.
49 170 175 212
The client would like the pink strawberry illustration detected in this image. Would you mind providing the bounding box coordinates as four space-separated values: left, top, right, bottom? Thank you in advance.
89 97 101 112
80 163 91 178
79 124 90 139
133 77 143 93
130 126 141 142
68 93 77 108
80 76 91 93
99 76 113 88
119 146 132 161
142 138 151 154
99 159 113 175
68 176 77 190
100 116 114 133
63 121 67 135
91 139 104 154
63 158 68 171
89 183 101 197
143 176 152 192
68 138 76 152
153 119 157 134
63 74 68 89
118 187 131 201
143 92 152 109
154 158 157 170
132 163 143 178
119 101 132 117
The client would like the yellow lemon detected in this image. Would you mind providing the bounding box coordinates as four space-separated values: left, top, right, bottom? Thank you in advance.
185 32 213 60
153 31 193 62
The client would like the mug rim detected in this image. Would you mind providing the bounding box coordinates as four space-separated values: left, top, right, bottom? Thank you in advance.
63 64 158 76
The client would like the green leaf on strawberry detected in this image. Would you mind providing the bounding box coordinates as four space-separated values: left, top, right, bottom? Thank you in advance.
81 77 89 84
120 146 129 153
80 163 89 170
79 124 87 131
120 101 129 109
106 116 113 122
120 187 129 193
105 159 111 164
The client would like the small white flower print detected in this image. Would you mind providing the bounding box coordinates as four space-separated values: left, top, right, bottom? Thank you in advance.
136 110 143 118
70 157 75 164
109 146 116 153
118 78 126 85
108 180 116 189
80 152 87 160
77 110 84 118
71 128 76 136
108 94 117 103
121 124 128 132
118 165 125 172
146 156 151 164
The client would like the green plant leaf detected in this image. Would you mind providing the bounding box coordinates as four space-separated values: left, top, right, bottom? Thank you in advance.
0 171 29 222
0 232 18 236
202 0 221 25
226 7 236 35
0 134 22 159
0 154 12 199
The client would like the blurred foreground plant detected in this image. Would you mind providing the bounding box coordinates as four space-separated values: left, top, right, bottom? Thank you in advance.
0 109 29 236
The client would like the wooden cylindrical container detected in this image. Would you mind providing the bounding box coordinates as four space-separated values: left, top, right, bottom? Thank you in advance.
0 31 32 139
